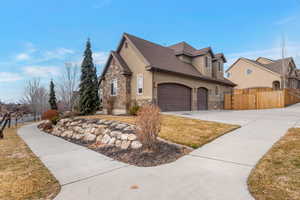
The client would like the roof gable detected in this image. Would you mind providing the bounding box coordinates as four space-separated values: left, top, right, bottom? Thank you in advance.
256 57 274 64
99 51 132 82
226 57 286 76
168 42 197 56
102 33 235 86
213 53 227 63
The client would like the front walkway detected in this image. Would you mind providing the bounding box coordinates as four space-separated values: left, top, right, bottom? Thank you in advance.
18 104 300 200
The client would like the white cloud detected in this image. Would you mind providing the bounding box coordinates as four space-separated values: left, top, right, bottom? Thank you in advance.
275 15 297 25
12 45 75 64
93 51 109 65
22 66 60 77
0 72 23 82
16 53 31 61
14 42 37 62
43 48 75 61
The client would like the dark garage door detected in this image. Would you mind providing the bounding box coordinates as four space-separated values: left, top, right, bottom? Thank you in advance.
197 87 208 110
158 83 191 111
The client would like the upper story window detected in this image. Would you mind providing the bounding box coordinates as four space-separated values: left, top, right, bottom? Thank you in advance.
125 42 128 48
137 74 143 95
227 72 230 78
218 62 222 71
111 79 117 96
205 56 212 68
288 66 293 74
246 69 253 75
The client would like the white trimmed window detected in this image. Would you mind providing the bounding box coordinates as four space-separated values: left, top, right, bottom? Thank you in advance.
111 79 117 96
205 56 212 68
137 74 143 95
218 62 222 71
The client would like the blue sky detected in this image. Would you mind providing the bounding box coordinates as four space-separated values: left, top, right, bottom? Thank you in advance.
0 0 300 102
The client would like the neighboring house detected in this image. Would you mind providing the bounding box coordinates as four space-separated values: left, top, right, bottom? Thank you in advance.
226 57 300 89
99 33 235 114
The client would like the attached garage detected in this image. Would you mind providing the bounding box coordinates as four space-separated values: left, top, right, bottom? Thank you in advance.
197 87 208 110
157 83 191 111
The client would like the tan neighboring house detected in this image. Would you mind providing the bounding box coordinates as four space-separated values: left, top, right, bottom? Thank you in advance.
99 33 235 114
226 57 300 89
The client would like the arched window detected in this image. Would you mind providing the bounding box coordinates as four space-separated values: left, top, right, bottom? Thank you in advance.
273 81 280 90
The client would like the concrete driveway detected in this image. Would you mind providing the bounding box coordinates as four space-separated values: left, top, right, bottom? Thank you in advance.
18 103 300 200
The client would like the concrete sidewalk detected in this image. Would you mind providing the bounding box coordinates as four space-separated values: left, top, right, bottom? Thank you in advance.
18 104 300 200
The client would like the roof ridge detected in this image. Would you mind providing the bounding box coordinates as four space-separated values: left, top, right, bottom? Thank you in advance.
256 57 274 62
124 32 169 50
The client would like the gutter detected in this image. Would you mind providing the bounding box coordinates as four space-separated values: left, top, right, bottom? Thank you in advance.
146 66 236 87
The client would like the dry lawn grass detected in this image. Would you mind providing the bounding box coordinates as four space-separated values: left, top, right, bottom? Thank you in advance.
83 114 239 148
248 128 300 200
0 125 60 200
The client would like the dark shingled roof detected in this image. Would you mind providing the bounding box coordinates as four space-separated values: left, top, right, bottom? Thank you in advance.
124 33 235 86
168 42 196 56
99 51 132 82
214 53 227 62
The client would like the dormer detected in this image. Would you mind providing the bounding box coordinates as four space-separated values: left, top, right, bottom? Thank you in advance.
256 57 274 65
191 47 214 77
177 55 192 64
168 42 226 79
168 42 194 64
212 53 226 79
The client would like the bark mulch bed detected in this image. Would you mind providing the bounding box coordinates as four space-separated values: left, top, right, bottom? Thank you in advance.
55 135 192 167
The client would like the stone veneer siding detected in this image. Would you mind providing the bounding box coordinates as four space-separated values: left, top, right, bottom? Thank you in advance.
100 60 131 115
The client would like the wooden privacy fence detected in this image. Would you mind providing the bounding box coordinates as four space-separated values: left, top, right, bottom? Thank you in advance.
224 88 300 110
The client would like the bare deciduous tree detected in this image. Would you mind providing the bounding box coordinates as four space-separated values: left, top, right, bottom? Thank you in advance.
57 63 79 111
21 78 49 120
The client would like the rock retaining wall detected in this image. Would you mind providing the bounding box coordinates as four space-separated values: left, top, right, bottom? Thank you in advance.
50 118 142 150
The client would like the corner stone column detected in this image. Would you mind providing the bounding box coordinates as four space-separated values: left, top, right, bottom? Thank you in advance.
191 88 198 111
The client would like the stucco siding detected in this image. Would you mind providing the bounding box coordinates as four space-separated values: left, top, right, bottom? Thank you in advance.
192 55 213 77
119 40 153 102
178 55 192 64
227 59 281 89
212 60 224 79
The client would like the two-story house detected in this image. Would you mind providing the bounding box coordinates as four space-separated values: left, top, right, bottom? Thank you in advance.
226 57 300 89
99 33 235 114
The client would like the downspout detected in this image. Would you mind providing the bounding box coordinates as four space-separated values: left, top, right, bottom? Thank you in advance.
152 68 156 105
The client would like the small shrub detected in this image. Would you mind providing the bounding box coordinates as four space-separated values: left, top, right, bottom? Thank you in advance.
42 110 59 120
135 104 161 150
50 116 60 125
42 110 59 124
129 104 140 116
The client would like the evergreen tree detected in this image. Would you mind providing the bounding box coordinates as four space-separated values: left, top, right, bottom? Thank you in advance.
79 39 100 115
49 80 58 110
